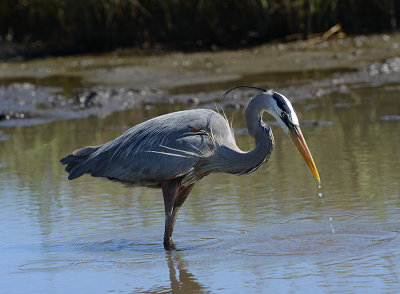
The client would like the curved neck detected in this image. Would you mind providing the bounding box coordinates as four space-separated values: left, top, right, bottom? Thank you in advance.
238 102 275 174
212 100 275 175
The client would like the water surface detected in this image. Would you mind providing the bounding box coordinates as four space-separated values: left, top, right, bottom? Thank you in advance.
1 60 400 293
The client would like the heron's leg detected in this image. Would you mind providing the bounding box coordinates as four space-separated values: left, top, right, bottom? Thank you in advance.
162 179 180 250
169 184 195 238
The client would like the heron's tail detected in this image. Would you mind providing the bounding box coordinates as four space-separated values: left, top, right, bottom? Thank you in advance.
60 145 100 180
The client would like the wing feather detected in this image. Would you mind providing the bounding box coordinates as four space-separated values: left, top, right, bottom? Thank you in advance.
77 109 232 186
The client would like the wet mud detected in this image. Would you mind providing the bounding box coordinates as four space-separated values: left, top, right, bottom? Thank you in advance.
1 33 400 127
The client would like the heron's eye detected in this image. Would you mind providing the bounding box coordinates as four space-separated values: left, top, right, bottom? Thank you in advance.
281 112 288 119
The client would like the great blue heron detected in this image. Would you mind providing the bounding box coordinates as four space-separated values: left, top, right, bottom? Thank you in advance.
61 88 320 250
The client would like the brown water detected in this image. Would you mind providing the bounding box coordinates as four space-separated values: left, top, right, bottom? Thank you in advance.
1 45 400 293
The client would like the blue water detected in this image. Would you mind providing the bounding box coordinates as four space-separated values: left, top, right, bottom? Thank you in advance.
1 83 400 293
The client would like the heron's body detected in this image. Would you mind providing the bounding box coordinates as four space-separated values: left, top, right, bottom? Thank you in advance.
61 89 319 250
64 108 273 187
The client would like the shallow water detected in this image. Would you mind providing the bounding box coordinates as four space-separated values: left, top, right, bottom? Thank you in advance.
1 56 400 292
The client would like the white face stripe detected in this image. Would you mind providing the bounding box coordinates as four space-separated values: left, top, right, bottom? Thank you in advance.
273 91 299 126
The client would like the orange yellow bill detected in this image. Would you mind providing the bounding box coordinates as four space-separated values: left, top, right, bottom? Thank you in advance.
289 125 320 182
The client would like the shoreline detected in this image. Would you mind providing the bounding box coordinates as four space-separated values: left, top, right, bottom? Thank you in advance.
1 33 400 128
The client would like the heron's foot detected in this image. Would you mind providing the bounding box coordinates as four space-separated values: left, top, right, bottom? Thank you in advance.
163 237 176 251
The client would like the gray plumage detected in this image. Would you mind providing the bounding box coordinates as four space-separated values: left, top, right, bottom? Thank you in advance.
61 106 274 187
61 89 319 250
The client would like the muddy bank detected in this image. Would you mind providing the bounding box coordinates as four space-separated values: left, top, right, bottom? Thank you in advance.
1 33 400 127
0 84 165 127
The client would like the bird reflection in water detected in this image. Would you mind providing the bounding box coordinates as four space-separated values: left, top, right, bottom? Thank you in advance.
166 251 205 293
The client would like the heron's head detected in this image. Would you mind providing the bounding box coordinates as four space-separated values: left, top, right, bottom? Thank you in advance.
262 90 320 182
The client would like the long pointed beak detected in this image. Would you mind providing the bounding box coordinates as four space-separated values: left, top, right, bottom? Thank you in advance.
289 125 320 182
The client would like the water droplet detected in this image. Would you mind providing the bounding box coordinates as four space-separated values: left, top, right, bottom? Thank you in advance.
318 181 323 197
329 217 335 234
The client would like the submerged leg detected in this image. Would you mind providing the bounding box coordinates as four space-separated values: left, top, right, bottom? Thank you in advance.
162 180 195 250
162 179 180 250
169 184 195 238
